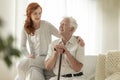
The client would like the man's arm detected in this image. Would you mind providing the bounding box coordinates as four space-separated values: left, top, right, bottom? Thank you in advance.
60 44 84 72
45 51 58 70
65 50 83 72
45 44 65 70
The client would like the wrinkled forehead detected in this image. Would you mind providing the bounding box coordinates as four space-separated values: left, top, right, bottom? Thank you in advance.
61 18 70 24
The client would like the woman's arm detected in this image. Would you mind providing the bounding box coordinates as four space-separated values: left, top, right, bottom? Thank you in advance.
48 22 60 38
20 29 29 56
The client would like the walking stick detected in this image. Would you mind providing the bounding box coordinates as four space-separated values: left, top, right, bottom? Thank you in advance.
57 54 62 80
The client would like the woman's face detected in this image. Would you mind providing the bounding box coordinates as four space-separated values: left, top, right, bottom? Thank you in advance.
31 7 42 23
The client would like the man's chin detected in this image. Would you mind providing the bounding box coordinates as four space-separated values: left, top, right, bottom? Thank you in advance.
58 31 63 34
58 32 61 35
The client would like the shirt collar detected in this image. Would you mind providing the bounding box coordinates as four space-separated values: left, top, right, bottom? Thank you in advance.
58 36 75 45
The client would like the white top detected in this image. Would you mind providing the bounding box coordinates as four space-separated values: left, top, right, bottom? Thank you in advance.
21 20 60 56
30 28 41 56
45 36 84 75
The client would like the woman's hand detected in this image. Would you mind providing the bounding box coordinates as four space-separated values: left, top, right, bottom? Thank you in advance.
76 36 85 47
28 54 35 59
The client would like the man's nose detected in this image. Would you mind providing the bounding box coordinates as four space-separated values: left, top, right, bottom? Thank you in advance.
60 25 63 28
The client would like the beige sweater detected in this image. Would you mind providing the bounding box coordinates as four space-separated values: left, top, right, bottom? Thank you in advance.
20 20 60 56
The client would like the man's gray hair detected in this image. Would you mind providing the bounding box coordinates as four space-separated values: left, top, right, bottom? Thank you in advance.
64 16 78 32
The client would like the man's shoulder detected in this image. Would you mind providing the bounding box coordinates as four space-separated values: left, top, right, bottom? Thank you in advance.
71 36 84 47
70 36 78 43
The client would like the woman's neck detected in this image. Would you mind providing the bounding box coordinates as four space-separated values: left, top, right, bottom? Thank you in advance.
34 21 40 29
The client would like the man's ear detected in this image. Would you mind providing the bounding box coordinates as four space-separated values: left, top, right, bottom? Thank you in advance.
71 27 74 32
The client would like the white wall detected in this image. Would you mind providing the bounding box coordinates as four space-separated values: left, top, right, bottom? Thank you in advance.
0 0 15 37
15 0 28 49
0 0 17 80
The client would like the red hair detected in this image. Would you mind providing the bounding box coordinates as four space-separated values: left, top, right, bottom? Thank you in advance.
24 2 42 35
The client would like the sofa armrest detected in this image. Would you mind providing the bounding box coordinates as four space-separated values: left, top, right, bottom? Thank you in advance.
83 55 97 80
95 54 106 80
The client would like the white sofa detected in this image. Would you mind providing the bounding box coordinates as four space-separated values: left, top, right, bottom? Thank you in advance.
95 51 120 80
83 55 97 80
0 55 97 80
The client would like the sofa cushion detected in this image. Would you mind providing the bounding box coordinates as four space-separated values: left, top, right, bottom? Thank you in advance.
105 72 120 80
83 55 97 80
105 51 120 77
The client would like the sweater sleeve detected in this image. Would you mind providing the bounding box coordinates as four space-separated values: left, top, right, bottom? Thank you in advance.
20 29 29 56
47 21 60 38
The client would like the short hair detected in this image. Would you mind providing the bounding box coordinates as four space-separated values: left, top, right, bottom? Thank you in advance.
63 17 78 32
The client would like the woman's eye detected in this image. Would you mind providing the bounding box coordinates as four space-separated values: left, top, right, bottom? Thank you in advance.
34 12 37 15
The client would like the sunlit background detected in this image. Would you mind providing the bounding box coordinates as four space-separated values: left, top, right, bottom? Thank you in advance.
0 0 120 80
15 0 120 55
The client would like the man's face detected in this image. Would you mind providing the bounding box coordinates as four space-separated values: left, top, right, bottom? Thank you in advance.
59 18 72 36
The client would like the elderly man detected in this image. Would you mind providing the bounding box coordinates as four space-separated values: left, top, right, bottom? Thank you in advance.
44 17 86 80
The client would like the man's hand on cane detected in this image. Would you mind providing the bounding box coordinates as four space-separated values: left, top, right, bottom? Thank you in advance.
54 44 68 54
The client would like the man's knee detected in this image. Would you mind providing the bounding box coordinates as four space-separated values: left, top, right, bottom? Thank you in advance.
44 69 55 80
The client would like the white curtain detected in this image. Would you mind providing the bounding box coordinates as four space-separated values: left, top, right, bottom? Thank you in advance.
97 0 119 53
15 0 120 55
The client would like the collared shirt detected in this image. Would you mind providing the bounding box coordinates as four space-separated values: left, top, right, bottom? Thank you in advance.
45 36 84 75
21 20 60 56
